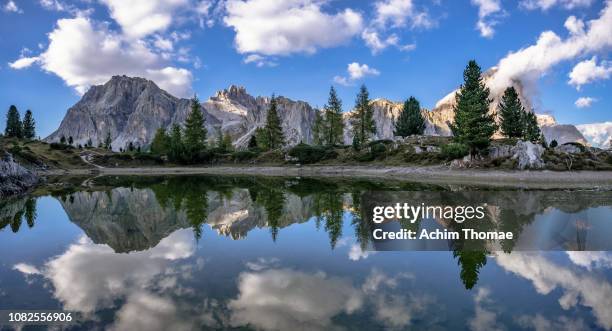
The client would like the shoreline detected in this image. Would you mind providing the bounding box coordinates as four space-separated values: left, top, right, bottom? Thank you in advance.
39 165 612 189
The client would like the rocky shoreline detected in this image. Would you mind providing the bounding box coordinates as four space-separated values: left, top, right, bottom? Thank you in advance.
0 151 39 199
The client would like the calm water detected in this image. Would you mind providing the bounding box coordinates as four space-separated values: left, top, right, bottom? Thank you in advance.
1 176 612 331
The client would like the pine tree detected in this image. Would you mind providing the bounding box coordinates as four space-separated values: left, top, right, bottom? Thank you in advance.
498 87 524 139
60 135 66 144
263 95 285 150
248 135 258 149
151 127 170 155
394 96 425 137
104 131 112 150
350 85 376 149
222 132 233 152
5 105 22 138
169 124 184 161
68 136 74 145
86 138 93 148
183 96 207 160
450 60 497 155
128 141 135 152
323 86 344 146
255 127 269 150
22 110 36 139
522 111 541 143
312 110 325 145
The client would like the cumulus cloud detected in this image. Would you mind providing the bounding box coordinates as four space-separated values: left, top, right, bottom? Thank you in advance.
567 251 612 270
13 263 42 275
468 288 504 331
520 0 595 11
362 0 433 54
3 0 22 13
568 56 612 89
495 252 612 330
333 62 380 86
99 0 189 39
109 292 193 331
575 96 596 108
243 54 277 67
471 0 503 38
516 314 588 331
9 16 193 97
228 268 364 331
223 0 363 61
488 2 612 97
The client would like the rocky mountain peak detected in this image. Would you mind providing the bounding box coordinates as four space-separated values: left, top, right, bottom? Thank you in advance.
213 85 252 104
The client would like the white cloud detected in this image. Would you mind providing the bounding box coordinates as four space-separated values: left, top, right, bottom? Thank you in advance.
153 36 174 51
520 0 595 10
471 0 503 38
468 288 504 331
39 0 71 12
372 0 434 29
516 314 588 331
9 16 193 97
9 56 40 69
333 62 380 86
361 28 415 55
13 263 42 275
3 0 22 13
362 0 433 54
228 268 364 331
567 251 612 270
575 96 596 108
243 54 277 67
568 56 612 89
100 0 189 39
495 252 612 330
223 0 363 58
488 2 612 97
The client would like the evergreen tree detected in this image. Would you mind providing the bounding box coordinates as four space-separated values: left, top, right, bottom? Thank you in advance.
498 87 524 138
22 110 36 139
394 96 425 137
104 131 112 150
60 135 66 144
128 141 135 152
255 127 269 150
550 139 558 148
86 138 93 148
450 60 498 155
151 128 170 155
263 95 285 150
350 85 376 149
522 111 541 143
323 86 344 145
169 124 184 161
222 132 233 152
248 135 258 149
68 136 74 145
183 96 207 160
312 109 325 145
5 105 22 138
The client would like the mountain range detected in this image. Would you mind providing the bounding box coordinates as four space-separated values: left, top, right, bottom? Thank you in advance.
46 74 609 150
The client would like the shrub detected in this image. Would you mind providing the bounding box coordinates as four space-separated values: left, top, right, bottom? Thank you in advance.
232 150 259 162
441 143 469 160
49 142 72 150
288 143 337 164
370 143 387 159
549 140 558 148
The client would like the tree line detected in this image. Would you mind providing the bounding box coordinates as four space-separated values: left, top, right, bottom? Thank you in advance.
3 105 36 139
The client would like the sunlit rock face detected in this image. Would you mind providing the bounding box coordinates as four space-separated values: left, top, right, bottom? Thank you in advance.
46 77 317 150
0 152 38 198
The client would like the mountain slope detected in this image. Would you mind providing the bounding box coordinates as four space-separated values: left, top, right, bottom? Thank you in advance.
47 77 316 150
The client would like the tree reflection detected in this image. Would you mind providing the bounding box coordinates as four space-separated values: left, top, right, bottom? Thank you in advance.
0 197 37 233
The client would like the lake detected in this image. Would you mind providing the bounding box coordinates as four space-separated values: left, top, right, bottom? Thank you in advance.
1 175 611 330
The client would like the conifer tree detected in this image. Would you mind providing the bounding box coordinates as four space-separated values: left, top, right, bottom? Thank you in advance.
255 127 269 150
60 135 66 144
248 135 258 149
86 138 93 148
450 60 497 155
68 136 74 145
350 85 376 149
394 96 425 137
499 87 524 139
312 110 325 145
169 124 184 161
263 95 285 150
222 132 233 152
104 131 112 150
323 86 344 145
522 111 541 143
22 110 36 139
5 105 22 138
183 96 207 160
151 127 170 155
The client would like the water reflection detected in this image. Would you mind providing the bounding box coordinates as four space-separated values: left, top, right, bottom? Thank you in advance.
1 176 612 330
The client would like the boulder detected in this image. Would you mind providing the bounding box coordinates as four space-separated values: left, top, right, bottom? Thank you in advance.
511 141 545 170
555 143 583 154
488 144 513 159
0 152 39 198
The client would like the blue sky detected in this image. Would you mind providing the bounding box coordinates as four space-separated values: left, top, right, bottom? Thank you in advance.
0 0 610 138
